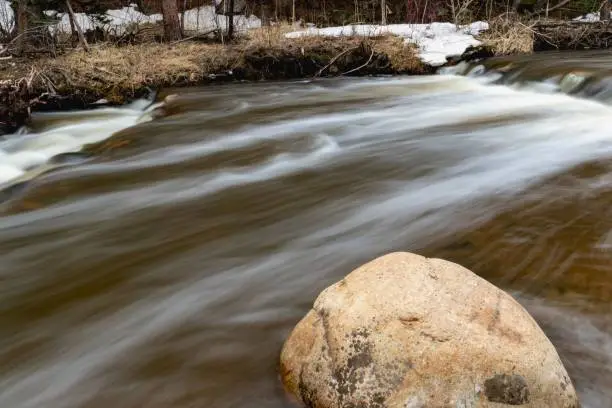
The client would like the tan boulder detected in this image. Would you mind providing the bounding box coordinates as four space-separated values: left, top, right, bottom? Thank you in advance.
280 252 579 408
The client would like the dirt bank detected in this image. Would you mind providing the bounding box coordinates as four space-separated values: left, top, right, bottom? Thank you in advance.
0 35 428 135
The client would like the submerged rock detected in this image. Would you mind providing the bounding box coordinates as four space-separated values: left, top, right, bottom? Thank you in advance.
280 252 579 408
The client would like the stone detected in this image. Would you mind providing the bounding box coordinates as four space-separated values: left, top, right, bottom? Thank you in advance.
279 252 580 408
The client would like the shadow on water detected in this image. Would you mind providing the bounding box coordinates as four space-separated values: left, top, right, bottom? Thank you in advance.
1 55 612 407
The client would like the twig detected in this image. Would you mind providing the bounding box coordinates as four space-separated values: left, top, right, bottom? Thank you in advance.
94 66 121 77
527 0 571 17
342 48 375 75
170 29 218 45
315 47 356 77
421 0 429 23
39 72 57 94
517 20 543 35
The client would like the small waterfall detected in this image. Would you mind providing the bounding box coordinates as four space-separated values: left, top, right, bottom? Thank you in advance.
0 98 164 187
441 50 612 105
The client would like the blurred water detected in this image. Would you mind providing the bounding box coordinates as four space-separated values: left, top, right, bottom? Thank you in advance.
1 55 612 407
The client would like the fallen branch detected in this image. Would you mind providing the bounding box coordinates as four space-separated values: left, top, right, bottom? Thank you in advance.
527 0 571 17
170 29 218 45
94 66 121 78
342 47 375 75
315 47 356 77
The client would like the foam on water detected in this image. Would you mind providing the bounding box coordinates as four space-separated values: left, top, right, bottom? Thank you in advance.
1 73 612 407
0 100 162 186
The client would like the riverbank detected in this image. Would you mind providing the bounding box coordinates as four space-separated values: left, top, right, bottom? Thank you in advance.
3 15 610 135
0 34 427 135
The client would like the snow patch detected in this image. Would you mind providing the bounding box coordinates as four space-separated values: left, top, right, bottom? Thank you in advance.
49 5 260 35
48 5 162 36
285 21 489 67
0 0 13 34
573 12 610 22
0 2 261 37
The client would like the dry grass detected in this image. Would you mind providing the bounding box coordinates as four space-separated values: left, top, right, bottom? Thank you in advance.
52 42 240 96
0 27 425 105
244 22 297 48
0 42 242 102
245 24 423 73
479 14 534 55
371 36 424 73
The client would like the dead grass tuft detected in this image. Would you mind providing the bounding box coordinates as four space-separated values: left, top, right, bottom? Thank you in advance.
245 23 296 48
371 36 425 73
0 42 242 102
479 14 534 55
244 23 423 73
55 43 238 93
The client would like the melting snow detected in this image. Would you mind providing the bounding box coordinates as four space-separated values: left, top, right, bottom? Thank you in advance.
285 21 489 67
573 12 610 22
0 0 13 33
0 1 261 37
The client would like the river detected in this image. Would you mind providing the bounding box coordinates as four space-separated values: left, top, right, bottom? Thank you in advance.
1 51 611 407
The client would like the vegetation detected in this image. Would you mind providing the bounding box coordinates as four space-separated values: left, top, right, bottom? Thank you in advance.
0 0 606 58
0 26 423 93
479 14 535 55
0 22 424 134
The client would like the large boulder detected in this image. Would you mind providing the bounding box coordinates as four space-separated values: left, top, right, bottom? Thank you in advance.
280 252 579 408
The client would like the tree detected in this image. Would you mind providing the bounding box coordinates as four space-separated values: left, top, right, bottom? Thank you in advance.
64 0 89 51
601 0 611 20
14 0 28 55
161 0 181 41
381 0 387 24
227 0 235 39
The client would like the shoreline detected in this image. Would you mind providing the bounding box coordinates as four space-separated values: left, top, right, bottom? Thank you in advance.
0 36 432 135
3 16 610 135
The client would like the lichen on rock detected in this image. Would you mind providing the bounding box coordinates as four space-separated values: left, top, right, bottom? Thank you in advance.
280 252 580 408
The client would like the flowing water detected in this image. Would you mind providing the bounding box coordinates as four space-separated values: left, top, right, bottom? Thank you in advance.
1 51 612 407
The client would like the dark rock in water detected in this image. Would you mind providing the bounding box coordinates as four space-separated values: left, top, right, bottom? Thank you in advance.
48 152 94 165
446 45 495 66
0 180 29 205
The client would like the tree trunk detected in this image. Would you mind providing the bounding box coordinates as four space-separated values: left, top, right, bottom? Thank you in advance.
15 0 28 56
67 5 77 47
227 0 235 39
180 0 187 35
161 0 182 41
381 0 387 24
65 0 89 51
601 0 610 21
